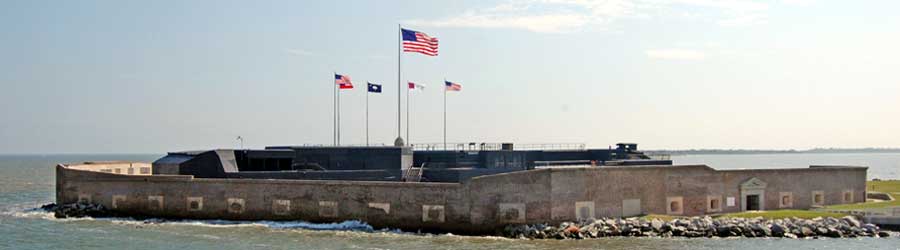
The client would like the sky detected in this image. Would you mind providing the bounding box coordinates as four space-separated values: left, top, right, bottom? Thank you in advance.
1 0 899 154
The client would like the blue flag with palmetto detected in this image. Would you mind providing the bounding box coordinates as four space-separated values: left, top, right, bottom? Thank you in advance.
367 82 382 93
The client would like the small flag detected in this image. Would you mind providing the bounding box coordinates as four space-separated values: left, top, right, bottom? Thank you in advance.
367 82 382 93
402 28 438 56
445 81 461 91
408 82 426 91
335 74 353 89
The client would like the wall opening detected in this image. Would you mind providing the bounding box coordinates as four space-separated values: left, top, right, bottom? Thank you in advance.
187 197 203 212
812 190 825 206
666 197 683 215
779 192 793 208
842 190 854 203
707 196 722 213
740 177 767 211
746 195 760 211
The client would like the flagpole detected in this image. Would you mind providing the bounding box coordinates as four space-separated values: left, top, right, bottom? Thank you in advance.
333 72 336 146
406 82 410 145
443 78 447 151
395 24 404 146
337 78 341 146
366 84 369 147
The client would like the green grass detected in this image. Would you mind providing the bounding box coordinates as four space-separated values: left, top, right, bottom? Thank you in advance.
824 180 900 210
868 180 900 195
638 210 848 220
638 214 683 221
716 210 848 219
825 200 900 210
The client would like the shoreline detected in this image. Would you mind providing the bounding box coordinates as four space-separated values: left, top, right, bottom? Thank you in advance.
501 216 894 240
41 203 896 240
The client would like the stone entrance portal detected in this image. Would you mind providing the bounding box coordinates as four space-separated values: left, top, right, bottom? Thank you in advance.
740 177 767 211
746 195 760 211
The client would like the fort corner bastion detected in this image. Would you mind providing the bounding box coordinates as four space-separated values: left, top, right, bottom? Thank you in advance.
55 143 867 234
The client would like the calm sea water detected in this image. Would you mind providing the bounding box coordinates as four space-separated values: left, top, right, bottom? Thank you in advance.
1 154 897 250
672 153 900 180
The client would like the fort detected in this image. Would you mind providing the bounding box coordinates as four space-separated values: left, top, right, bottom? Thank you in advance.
55 143 867 234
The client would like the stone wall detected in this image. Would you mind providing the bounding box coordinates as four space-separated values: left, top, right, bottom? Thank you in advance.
56 164 866 234
65 162 152 175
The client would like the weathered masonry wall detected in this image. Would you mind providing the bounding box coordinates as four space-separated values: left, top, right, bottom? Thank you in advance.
57 164 867 234
66 162 152 175
57 165 466 232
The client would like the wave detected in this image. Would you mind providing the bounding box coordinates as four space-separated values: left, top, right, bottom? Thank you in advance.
4 204 384 233
4 204 508 240
110 218 378 232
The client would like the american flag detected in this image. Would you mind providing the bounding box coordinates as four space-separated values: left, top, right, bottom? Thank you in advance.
334 74 353 89
445 81 461 91
402 28 438 56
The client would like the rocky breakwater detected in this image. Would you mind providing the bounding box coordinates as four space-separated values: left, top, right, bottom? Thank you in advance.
40 203 116 218
502 216 893 239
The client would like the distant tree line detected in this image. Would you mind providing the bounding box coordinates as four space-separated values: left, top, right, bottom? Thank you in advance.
645 148 900 156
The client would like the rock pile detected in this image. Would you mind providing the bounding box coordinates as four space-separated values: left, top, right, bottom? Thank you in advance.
501 216 893 239
41 203 115 218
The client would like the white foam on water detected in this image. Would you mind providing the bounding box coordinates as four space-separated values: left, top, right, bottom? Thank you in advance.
4 204 501 240
3 208 57 220
110 218 376 231
7 204 381 233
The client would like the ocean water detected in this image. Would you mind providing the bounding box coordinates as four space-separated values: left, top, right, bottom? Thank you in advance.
1 154 898 250
671 152 900 180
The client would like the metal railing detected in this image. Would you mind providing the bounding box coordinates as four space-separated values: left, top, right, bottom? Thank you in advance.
282 143 387 147
402 163 425 182
410 143 585 151
514 143 586 151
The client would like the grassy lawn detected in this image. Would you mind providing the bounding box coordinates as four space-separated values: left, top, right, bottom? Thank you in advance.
825 200 900 210
716 210 847 219
638 214 682 221
868 180 900 195
639 210 848 220
825 180 900 210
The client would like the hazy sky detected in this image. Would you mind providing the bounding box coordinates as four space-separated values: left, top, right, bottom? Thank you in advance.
2 0 899 154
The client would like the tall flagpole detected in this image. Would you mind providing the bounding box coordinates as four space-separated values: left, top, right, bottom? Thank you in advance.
406 82 410 145
337 78 341 146
333 72 336 146
443 78 447 151
394 24 404 147
366 84 369 146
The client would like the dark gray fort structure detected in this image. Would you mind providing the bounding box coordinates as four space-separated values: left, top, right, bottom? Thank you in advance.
151 143 672 182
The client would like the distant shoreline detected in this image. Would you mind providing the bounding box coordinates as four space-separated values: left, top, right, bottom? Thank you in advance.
646 148 900 156
3 148 900 156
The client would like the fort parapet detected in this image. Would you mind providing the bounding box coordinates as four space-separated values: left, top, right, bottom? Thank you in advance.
56 162 867 234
